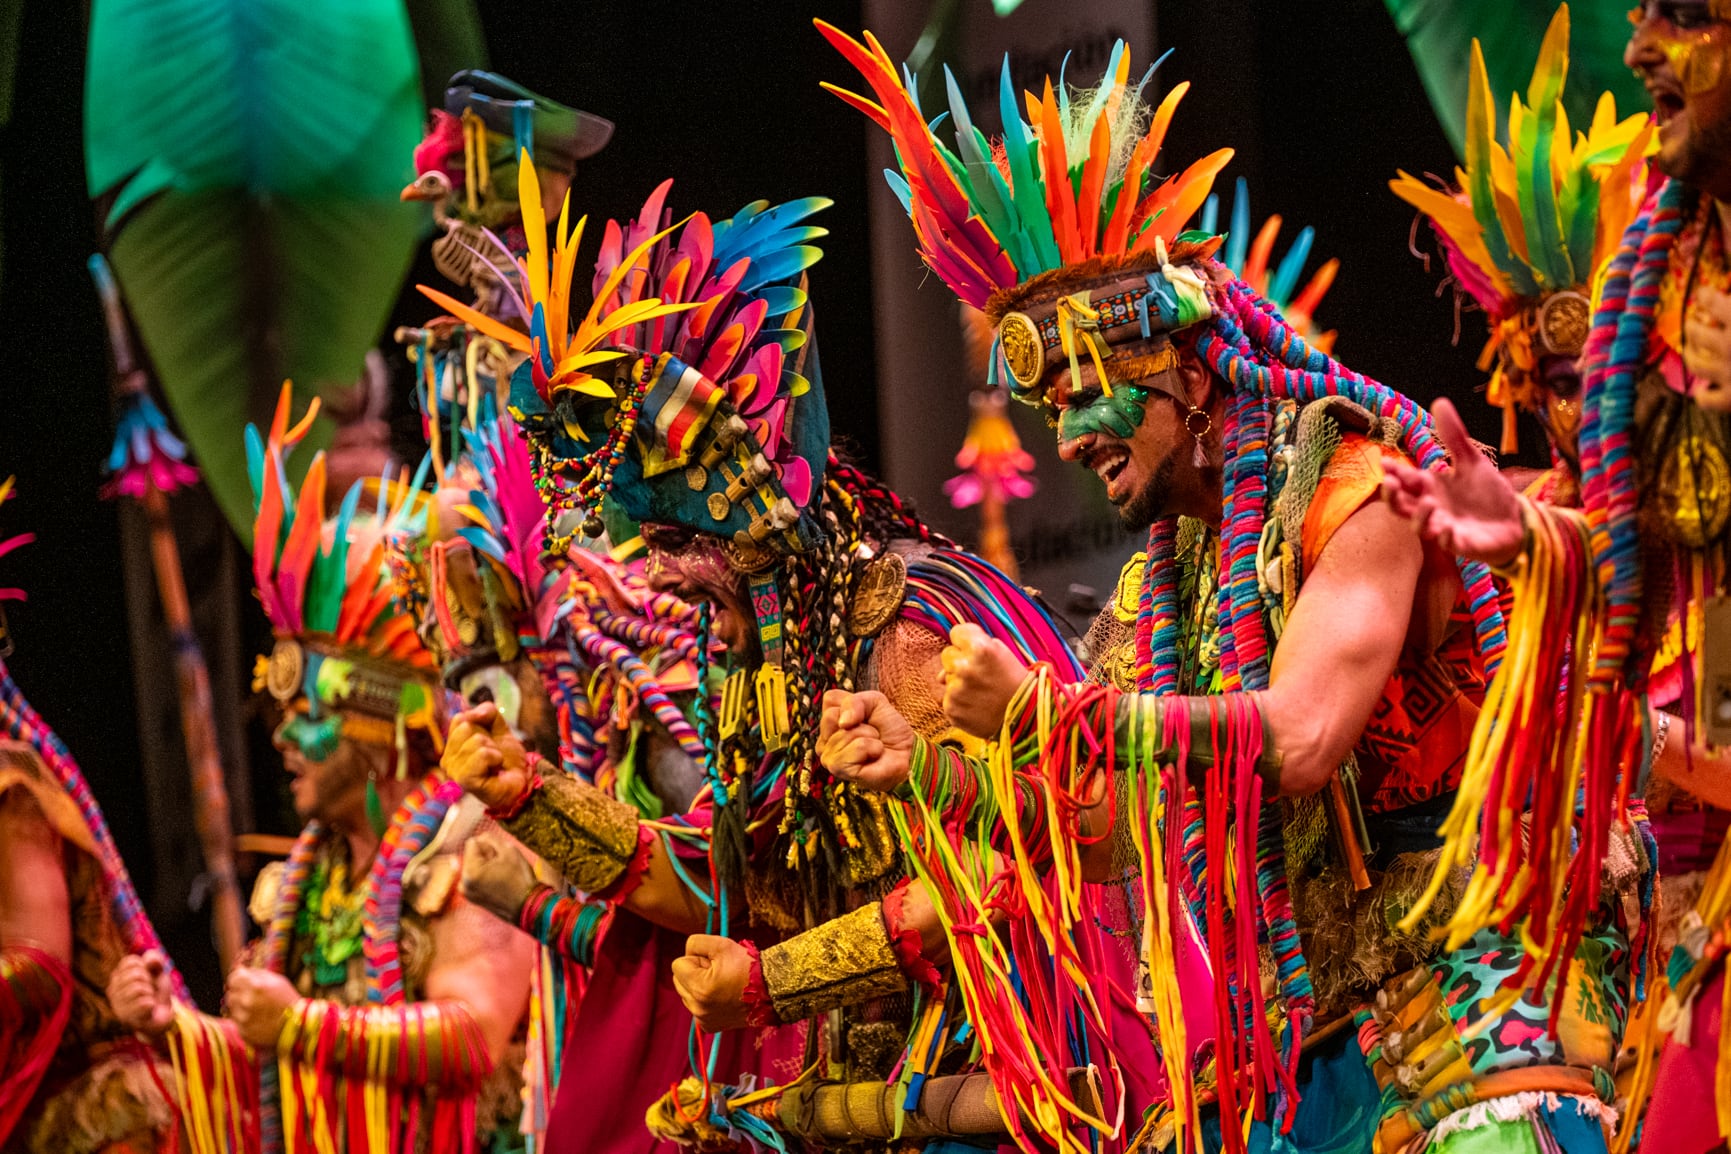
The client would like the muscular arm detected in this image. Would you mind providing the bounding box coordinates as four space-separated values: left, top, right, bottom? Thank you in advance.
424 890 536 1063
1259 497 1423 797
618 836 710 937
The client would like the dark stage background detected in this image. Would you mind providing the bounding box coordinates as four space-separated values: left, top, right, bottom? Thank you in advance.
0 0 1527 1004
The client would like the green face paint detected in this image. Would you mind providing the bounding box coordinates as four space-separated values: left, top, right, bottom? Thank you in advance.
278 713 342 763
1057 384 1150 443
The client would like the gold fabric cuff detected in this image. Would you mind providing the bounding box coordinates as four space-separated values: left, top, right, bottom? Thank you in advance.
499 772 640 894
759 901 909 1023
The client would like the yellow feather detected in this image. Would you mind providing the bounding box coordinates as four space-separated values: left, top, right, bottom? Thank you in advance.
548 207 586 360
518 149 550 309
1389 172 1515 298
575 221 694 351
557 349 630 374
1487 138 1531 264
415 285 535 354
1552 101 1572 189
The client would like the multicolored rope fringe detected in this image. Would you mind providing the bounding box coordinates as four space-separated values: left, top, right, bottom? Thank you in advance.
1578 179 1685 694
879 556 1134 1153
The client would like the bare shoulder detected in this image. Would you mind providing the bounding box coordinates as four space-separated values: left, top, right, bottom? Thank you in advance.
1308 493 1422 582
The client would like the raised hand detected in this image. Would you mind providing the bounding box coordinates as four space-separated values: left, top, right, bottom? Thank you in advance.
941 622 1031 738
460 832 538 924
107 948 174 1038
670 934 754 1032
442 701 531 811
1380 397 1524 567
818 689 916 793
224 965 301 1048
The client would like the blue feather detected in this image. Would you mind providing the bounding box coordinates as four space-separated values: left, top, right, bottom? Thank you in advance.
1269 225 1316 306
1226 178 1251 273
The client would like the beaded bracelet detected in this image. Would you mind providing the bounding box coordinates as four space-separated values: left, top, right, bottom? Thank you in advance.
485 753 545 822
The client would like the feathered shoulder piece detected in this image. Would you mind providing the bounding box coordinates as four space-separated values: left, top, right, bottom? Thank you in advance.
1390 4 1651 317
247 384 435 672
818 24 1231 314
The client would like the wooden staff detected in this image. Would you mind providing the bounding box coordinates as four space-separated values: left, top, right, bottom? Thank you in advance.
90 256 245 971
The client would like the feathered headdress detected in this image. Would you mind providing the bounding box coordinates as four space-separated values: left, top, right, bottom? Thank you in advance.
248 384 439 734
818 24 1230 409
419 159 834 558
1390 4 1651 449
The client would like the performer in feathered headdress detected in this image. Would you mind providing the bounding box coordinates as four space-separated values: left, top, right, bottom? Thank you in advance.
0 476 181 1153
421 158 1136 1150
392 380 809 1153
807 26 1639 1154
108 387 535 1154
1392 4 1652 498
1381 3 1731 1149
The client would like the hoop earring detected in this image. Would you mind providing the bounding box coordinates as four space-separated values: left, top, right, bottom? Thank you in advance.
1185 405 1212 468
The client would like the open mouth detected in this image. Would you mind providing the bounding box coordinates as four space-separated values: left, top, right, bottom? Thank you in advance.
1649 81 1685 126
1088 446 1131 496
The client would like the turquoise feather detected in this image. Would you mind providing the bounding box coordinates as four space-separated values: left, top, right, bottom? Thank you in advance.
998 59 1061 271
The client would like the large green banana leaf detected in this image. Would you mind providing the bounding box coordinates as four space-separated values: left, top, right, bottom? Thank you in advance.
84 0 477 541
1385 0 1649 160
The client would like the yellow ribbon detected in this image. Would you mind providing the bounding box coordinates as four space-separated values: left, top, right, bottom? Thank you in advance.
1055 293 1116 398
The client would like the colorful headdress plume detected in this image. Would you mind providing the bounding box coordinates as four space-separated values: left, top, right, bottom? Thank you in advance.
818 23 1231 407
421 160 835 556
248 384 440 732
1391 4 1652 446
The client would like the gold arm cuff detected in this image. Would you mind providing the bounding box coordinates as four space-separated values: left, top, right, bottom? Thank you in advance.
499 773 640 894
759 901 908 1024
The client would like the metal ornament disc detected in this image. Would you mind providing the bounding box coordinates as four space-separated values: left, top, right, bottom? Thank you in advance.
1537 291 1591 358
1658 433 1731 548
998 311 1046 391
266 639 306 702
849 552 907 638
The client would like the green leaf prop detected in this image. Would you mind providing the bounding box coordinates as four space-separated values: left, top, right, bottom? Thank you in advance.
1384 0 1647 161
84 0 429 541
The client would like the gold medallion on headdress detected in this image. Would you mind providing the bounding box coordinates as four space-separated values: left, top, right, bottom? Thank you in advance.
266 639 305 702
1537 291 1590 358
998 312 1046 392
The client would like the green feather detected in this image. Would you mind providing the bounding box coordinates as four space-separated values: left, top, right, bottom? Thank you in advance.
1465 42 1529 292
998 60 1060 272
1516 11 1573 288
1517 95 1573 289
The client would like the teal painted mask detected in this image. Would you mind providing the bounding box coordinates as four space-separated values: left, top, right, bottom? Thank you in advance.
277 712 343 763
1056 384 1151 443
